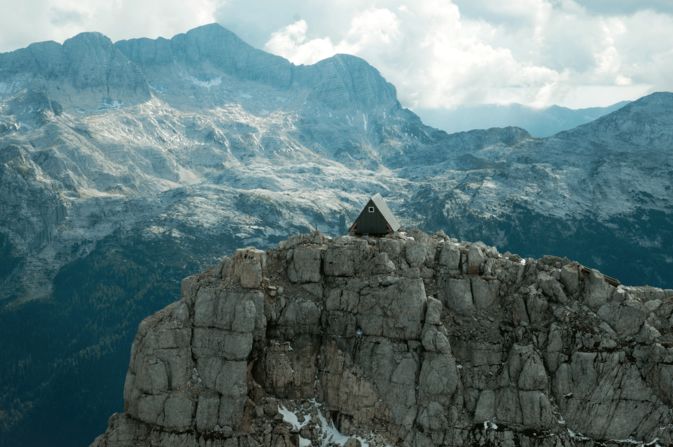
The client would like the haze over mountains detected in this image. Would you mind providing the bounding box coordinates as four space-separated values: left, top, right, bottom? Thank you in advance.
415 101 630 137
0 23 672 446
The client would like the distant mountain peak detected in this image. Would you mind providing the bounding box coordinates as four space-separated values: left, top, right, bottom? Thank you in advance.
617 91 673 115
185 22 237 37
415 100 632 137
303 53 399 110
554 90 673 146
636 90 673 102
322 52 374 65
0 23 402 113
177 21 253 50
63 31 114 48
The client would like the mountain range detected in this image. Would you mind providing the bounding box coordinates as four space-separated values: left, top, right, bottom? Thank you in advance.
415 101 630 137
0 23 672 446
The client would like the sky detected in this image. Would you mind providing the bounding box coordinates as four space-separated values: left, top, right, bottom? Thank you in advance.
1 0 672 109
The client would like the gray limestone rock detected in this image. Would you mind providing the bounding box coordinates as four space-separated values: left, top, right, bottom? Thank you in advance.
473 389 496 423
162 394 195 430
471 278 499 309
232 248 267 288
288 246 323 283
372 251 396 274
421 326 451 353
357 277 427 339
583 269 615 310
538 272 568 304
439 277 475 314
194 288 261 332
405 241 427 268
597 299 647 336
438 243 461 270
560 264 580 296
517 354 548 391
93 231 673 447
324 244 357 277
545 323 564 372
278 298 322 335
424 296 443 325
467 245 485 275
419 353 459 404
193 328 253 360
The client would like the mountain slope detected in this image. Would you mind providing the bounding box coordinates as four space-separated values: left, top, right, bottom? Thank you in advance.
554 92 673 149
401 92 673 286
0 24 672 446
0 32 150 109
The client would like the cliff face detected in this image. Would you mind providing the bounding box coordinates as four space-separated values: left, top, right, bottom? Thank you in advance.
0 32 151 109
92 230 673 447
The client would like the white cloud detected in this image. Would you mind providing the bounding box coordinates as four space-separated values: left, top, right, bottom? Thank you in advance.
1 0 671 109
0 0 217 51
242 0 671 108
258 1 566 107
265 20 336 66
265 8 400 65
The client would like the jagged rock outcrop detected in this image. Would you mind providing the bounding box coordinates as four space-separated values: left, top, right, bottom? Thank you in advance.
92 230 673 447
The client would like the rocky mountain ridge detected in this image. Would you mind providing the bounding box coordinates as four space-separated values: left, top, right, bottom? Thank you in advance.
1 23 672 447
93 230 673 447
0 23 398 113
1 24 671 308
416 101 630 138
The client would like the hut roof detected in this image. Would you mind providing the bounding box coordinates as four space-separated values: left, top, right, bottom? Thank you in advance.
370 193 400 232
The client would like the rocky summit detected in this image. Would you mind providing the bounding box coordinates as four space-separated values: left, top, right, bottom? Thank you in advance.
92 230 673 447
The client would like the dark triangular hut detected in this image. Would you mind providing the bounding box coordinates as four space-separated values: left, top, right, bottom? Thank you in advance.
349 193 401 236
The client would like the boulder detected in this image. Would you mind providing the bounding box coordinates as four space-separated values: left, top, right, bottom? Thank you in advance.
467 245 485 275
440 277 475 314
288 246 323 283
324 245 357 276
471 278 499 309
560 264 580 296
438 243 461 270
232 248 266 288
583 269 615 310
405 241 427 267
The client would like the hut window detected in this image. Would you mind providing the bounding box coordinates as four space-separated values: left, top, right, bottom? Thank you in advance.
368 206 375 213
